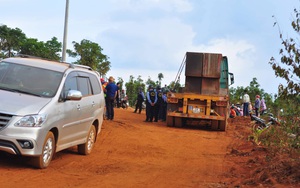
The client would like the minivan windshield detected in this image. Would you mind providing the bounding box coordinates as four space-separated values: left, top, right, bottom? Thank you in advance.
0 61 63 98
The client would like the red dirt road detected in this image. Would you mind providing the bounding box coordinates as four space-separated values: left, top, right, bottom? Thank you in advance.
0 108 298 188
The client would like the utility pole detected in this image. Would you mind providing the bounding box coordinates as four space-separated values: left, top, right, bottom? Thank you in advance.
62 0 69 62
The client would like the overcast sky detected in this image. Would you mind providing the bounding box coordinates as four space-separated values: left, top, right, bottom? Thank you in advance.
1 0 299 95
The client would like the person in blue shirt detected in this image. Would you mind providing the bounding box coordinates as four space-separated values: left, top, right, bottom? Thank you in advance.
145 85 157 122
105 76 119 120
134 87 145 114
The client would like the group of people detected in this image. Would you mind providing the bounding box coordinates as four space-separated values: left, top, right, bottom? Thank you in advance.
101 77 168 122
133 85 168 122
254 94 267 116
230 90 267 118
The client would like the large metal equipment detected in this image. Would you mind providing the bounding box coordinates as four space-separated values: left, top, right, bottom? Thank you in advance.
166 52 234 131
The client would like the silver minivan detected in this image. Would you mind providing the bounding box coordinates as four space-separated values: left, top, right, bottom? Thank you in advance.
0 56 105 168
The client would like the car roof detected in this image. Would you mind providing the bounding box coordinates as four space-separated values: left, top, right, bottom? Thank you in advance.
3 57 69 72
2 56 96 74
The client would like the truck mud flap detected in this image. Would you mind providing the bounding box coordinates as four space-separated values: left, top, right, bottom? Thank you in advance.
174 117 183 128
211 120 226 131
166 116 174 127
211 120 219 130
219 120 226 131
167 116 184 127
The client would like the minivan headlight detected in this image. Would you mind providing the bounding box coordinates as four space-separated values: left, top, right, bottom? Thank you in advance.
14 114 47 127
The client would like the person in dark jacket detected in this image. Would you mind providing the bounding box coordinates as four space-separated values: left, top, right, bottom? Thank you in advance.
145 85 157 122
115 82 121 108
134 87 145 114
154 86 163 122
161 92 167 121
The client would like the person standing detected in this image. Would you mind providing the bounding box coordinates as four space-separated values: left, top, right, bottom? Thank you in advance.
242 89 250 116
230 106 237 118
105 76 118 120
154 86 163 122
120 89 128 109
260 97 267 115
134 87 145 114
101 78 108 119
161 91 168 121
116 82 121 108
254 95 261 117
145 85 157 122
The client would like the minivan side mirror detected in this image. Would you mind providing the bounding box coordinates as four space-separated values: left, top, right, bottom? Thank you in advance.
66 90 82 101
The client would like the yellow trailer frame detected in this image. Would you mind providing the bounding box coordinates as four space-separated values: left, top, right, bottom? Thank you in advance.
166 92 229 131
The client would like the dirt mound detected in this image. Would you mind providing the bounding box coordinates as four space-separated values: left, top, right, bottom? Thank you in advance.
225 116 300 187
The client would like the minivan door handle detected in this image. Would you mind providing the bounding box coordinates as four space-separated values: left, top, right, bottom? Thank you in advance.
77 104 81 110
92 101 95 107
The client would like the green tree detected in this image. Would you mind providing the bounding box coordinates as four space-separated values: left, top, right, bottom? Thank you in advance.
44 37 62 60
229 86 245 105
67 39 111 75
270 11 300 97
269 8 300 122
146 76 156 89
157 73 164 87
125 75 136 106
19 38 44 57
247 77 264 102
125 75 145 107
0 25 26 57
169 80 182 92
20 37 61 61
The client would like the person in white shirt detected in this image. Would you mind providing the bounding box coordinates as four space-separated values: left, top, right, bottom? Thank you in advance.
242 90 250 116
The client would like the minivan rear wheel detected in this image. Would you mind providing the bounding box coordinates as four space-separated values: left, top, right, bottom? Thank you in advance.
78 125 96 155
31 132 55 169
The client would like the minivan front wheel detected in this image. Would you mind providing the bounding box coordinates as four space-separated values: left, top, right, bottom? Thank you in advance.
78 125 96 155
31 132 55 169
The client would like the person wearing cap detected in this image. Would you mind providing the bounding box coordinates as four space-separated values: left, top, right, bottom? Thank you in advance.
105 76 118 120
254 95 261 117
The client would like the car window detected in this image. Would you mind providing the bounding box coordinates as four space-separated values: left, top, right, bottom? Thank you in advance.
0 61 63 97
77 76 91 96
89 73 101 94
64 71 99 97
64 73 78 91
